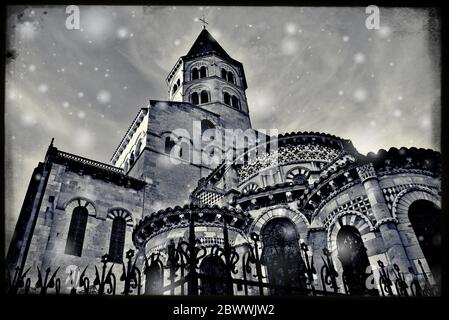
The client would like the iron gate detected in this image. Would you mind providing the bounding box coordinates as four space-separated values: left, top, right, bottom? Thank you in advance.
7 213 439 297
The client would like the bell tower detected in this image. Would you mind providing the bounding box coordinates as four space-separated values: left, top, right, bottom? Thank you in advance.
111 25 258 212
166 27 252 130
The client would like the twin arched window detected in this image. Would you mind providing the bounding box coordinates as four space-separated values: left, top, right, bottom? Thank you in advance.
223 92 240 109
221 68 235 84
65 206 89 256
192 66 208 80
65 201 131 262
191 90 210 105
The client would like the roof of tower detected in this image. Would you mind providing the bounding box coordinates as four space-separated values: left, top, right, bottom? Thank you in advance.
186 28 231 59
167 28 248 89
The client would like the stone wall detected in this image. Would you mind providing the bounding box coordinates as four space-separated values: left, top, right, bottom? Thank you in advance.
22 161 145 294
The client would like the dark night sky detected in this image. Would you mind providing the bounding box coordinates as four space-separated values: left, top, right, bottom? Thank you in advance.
4 6 441 246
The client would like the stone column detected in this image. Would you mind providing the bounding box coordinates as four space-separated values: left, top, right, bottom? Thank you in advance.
356 163 410 272
308 228 328 290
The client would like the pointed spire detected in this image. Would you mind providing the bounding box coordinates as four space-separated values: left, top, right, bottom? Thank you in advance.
186 28 231 59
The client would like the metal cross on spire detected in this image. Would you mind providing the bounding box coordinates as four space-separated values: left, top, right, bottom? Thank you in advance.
199 14 208 29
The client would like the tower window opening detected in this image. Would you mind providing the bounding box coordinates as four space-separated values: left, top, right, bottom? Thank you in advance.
231 96 240 109
223 92 231 105
220 68 235 84
200 66 207 78
200 90 209 104
221 68 227 79
192 68 199 80
172 84 178 95
191 92 199 105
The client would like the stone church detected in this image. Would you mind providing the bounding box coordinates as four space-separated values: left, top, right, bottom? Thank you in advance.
6 27 442 296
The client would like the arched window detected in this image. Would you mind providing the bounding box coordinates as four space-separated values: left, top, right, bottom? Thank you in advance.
172 84 178 95
223 92 231 105
231 96 240 109
200 256 232 295
65 206 89 256
285 167 308 185
165 136 176 154
191 92 199 105
135 139 142 156
221 68 227 79
192 68 199 80
108 216 126 263
129 151 135 167
200 66 207 78
200 90 209 104
242 182 259 194
176 79 180 86
124 161 129 172
261 218 307 294
228 72 234 84
201 119 215 135
408 200 442 281
337 225 375 295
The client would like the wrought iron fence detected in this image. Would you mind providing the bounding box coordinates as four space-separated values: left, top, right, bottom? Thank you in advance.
7 215 439 297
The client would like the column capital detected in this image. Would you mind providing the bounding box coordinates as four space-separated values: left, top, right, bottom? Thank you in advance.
356 163 377 183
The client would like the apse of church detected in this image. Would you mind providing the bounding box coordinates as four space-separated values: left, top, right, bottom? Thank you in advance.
6 22 442 297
